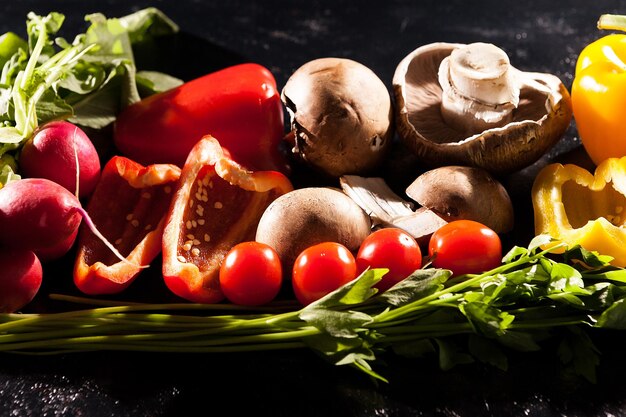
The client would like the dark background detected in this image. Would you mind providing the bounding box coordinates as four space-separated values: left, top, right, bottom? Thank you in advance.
2 1 626 416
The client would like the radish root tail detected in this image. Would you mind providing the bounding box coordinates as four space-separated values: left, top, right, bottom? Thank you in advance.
72 126 80 199
74 206 150 269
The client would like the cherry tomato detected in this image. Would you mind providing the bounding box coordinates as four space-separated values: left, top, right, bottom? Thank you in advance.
428 220 502 276
356 228 422 291
219 242 283 306
292 242 357 306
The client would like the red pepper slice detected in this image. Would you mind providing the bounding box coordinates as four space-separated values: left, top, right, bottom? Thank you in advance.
114 63 288 173
73 156 181 295
162 136 293 304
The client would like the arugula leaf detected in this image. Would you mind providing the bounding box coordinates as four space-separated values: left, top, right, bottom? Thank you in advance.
0 8 180 186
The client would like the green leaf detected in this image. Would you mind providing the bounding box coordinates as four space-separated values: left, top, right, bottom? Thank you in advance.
305 269 384 310
585 269 626 284
299 309 373 338
298 270 383 338
557 326 599 383
435 338 474 371
547 292 585 307
596 297 626 329
563 245 614 268
547 262 589 295
377 268 451 307
0 32 28 69
136 70 183 96
34 88 73 122
67 64 126 128
0 158 20 187
502 245 529 263
58 60 107 95
468 334 508 371
459 302 515 337
528 234 554 253
117 7 179 43
496 330 543 352
392 338 436 358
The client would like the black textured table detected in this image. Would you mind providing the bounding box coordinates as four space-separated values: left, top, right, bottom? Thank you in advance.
2 1 626 416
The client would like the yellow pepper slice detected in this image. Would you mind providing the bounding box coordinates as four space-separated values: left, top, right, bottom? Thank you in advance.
532 157 626 266
572 15 626 165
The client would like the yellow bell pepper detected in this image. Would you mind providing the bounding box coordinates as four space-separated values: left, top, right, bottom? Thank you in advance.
532 156 626 266
572 14 626 165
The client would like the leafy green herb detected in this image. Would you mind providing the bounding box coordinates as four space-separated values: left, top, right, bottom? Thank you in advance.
2 236 626 383
0 8 180 187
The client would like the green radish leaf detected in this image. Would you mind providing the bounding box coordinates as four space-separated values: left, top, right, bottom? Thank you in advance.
136 70 183 96
0 32 28 70
117 7 179 43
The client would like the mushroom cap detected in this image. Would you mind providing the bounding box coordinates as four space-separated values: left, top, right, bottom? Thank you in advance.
405 165 514 233
255 187 372 271
282 57 393 177
393 43 573 174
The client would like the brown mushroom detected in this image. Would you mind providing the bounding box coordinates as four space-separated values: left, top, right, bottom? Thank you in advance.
393 42 572 174
255 187 372 272
282 57 393 177
406 166 514 233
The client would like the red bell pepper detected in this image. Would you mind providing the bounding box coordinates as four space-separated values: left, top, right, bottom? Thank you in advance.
113 63 288 173
73 156 181 295
162 136 293 304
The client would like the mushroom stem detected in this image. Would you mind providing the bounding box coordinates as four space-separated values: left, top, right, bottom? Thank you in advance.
438 42 521 135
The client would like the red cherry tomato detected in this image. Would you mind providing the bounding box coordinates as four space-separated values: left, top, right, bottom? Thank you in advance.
356 228 422 291
292 242 357 306
219 242 283 306
428 220 502 276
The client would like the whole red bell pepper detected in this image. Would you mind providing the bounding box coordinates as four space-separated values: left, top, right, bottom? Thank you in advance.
74 156 181 295
162 136 293 304
113 63 288 173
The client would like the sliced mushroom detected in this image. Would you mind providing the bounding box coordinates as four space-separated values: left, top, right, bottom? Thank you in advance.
393 42 572 174
340 166 513 247
406 166 514 233
339 175 448 246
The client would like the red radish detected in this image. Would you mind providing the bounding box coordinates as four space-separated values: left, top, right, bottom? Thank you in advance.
0 248 42 313
36 227 79 262
19 120 101 198
0 178 139 264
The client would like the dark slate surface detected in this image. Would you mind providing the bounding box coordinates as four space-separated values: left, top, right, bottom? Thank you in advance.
2 1 626 416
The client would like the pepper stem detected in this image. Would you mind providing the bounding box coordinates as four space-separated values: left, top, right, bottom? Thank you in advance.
598 14 626 32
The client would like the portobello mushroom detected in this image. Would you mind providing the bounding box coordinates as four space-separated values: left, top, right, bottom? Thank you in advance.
393 42 572 174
